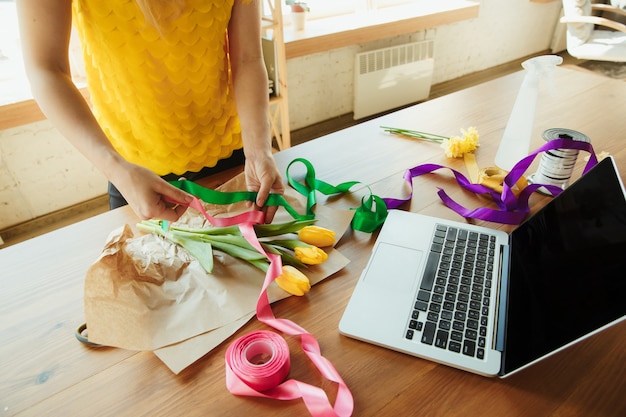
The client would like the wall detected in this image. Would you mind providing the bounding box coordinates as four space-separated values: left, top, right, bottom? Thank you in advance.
0 122 107 230
0 0 563 232
285 0 563 130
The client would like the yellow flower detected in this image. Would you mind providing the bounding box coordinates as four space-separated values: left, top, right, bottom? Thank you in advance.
275 265 311 296
441 127 480 158
294 245 328 265
382 125 480 159
298 225 336 247
461 126 479 148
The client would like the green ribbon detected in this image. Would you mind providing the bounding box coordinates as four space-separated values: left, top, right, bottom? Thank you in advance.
284 158 387 233
170 158 388 233
169 180 306 221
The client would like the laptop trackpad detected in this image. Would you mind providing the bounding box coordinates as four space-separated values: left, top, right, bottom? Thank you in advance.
363 243 423 292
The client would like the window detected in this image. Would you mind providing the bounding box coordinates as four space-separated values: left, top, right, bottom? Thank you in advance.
377 0 417 8
286 0 421 20
0 0 86 106
3 0 426 106
0 0 27 105
304 1 358 19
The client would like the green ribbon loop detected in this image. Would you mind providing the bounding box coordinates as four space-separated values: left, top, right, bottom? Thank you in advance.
286 158 388 232
352 194 389 233
170 157 388 233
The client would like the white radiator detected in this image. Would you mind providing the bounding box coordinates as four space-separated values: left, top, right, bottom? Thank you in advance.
353 40 434 120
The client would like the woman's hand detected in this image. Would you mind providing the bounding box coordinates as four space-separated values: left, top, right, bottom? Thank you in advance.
109 161 194 222
244 154 285 223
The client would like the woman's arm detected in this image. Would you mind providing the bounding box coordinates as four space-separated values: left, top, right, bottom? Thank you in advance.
229 0 284 222
16 0 192 221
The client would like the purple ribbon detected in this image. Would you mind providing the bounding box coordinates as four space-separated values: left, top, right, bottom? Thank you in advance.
382 138 598 225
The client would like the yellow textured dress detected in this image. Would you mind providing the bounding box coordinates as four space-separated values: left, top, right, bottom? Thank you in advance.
72 0 243 176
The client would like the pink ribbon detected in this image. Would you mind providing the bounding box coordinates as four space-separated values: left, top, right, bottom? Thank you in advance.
226 222 354 417
224 330 291 392
178 195 266 227
168 194 354 416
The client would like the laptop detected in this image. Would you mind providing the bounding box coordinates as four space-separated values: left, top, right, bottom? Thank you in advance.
339 156 626 377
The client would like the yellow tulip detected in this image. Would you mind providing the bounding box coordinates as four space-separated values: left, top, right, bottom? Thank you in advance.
275 265 311 296
294 245 328 265
298 225 336 247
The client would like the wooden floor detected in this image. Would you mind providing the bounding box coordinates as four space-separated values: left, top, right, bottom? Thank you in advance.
0 51 591 248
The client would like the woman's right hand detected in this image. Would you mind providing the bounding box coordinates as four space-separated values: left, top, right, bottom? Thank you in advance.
109 162 194 222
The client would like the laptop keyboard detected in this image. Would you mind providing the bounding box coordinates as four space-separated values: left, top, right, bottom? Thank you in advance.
405 224 496 360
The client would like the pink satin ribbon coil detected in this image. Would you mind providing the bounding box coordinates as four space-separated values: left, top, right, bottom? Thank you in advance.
226 224 354 417
225 330 291 392
163 189 353 416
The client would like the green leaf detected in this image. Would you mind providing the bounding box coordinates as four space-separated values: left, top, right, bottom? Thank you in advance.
180 224 242 235
207 240 268 262
261 243 307 269
265 238 308 250
201 234 257 250
254 219 318 237
248 258 270 272
169 234 214 273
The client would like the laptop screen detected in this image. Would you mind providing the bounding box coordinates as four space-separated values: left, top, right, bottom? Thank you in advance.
501 157 626 375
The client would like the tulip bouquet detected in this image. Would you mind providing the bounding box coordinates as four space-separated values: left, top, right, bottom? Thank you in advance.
137 220 336 296
381 126 480 158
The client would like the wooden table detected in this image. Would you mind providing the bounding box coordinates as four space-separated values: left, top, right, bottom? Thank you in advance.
2 67 625 416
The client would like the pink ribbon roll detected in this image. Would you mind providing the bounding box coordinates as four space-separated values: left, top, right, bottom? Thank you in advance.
225 330 291 392
163 189 354 416
228 225 354 416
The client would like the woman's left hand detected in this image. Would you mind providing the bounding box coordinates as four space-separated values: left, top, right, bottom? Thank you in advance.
244 154 284 223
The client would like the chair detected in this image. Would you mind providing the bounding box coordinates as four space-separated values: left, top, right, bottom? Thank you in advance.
560 0 626 62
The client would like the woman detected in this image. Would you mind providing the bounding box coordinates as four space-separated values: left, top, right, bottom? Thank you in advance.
17 0 284 222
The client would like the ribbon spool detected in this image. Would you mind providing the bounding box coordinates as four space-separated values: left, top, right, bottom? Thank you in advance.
528 128 590 194
164 180 354 415
225 330 291 392
476 166 528 196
